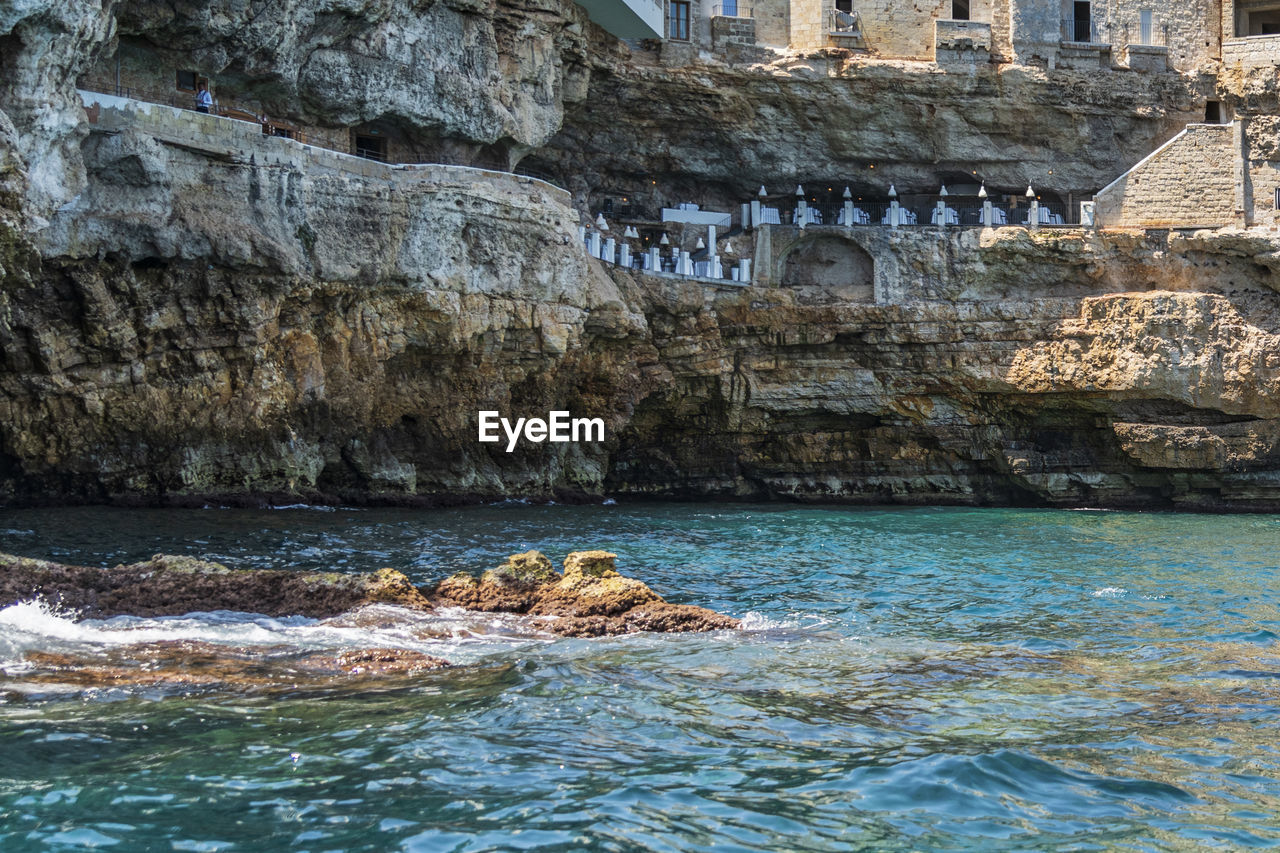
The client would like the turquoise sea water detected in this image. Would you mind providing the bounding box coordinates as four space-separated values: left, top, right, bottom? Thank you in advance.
1 503 1280 851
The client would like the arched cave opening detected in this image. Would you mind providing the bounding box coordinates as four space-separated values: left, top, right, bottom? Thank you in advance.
780 236 875 303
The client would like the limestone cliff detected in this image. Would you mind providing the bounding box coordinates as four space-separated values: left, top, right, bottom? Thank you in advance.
536 57 1209 212
4 0 1280 511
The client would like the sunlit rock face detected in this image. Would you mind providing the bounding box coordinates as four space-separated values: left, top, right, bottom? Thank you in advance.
108 0 599 167
4 0 1280 510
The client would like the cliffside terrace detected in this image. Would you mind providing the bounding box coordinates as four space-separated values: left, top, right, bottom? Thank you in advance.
582 184 1083 288
78 88 1260 293
78 90 571 199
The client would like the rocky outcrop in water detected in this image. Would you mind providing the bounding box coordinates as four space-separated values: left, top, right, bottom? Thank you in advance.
429 550 739 635
0 549 739 634
0 552 432 618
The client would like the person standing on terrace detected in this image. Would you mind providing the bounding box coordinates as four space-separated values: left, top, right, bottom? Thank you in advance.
195 82 212 114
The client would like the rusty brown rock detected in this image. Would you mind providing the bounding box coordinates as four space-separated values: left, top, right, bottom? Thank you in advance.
429 549 738 636
0 552 431 618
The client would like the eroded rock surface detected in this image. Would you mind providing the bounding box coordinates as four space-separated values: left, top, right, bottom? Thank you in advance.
0 552 432 618
430 549 740 636
0 549 738 635
2 0 1280 513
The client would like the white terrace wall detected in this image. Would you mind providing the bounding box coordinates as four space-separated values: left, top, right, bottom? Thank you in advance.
1093 122 1239 229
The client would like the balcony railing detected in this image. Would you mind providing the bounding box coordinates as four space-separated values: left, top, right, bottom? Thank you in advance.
1122 21 1168 46
830 8 860 34
712 3 752 16
1062 18 1105 44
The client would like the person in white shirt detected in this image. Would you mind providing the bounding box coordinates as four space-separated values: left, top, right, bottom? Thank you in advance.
195 83 212 114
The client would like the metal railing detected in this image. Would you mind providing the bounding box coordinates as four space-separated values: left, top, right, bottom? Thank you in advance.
1062 18 1106 44
353 143 387 162
762 199 1075 228
830 9 861 33
712 3 752 16
585 235 749 285
1121 21 1168 46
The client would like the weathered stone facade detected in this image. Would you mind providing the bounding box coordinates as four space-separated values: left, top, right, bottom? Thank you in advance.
1223 34 1280 68
1093 123 1239 228
12 0 1280 514
663 0 1228 74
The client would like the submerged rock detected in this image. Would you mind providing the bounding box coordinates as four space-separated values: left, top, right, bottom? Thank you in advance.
9 641 448 696
430 550 739 637
0 552 432 618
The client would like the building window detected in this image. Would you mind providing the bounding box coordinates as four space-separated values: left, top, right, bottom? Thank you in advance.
354 133 387 162
1205 101 1222 124
668 0 690 40
1072 2 1092 42
835 0 852 11
952 0 970 21
176 70 199 91
1238 4 1280 36
1274 187 1279 211
1138 9 1154 44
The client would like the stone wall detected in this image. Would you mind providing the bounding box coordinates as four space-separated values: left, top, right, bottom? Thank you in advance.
787 0 826 51
1108 0 1220 71
936 19 993 64
665 0 1218 71
1123 44 1170 73
1223 35 1280 68
1244 114 1280 227
711 13 759 59
753 0 791 46
1009 0 1114 67
855 0 955 59
1093 122 1239 228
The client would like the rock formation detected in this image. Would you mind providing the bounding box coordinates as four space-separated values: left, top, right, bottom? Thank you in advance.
0 549 739 634
3 0 1280 511
429 549 739 635
0 548 736 694
0 552 433 618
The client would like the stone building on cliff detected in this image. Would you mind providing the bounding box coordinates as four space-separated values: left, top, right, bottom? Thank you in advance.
660 0 1262 76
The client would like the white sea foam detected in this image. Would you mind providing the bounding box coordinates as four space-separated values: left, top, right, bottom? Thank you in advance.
738 611 798 631
1091 586 1128 598
0 599 552 672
